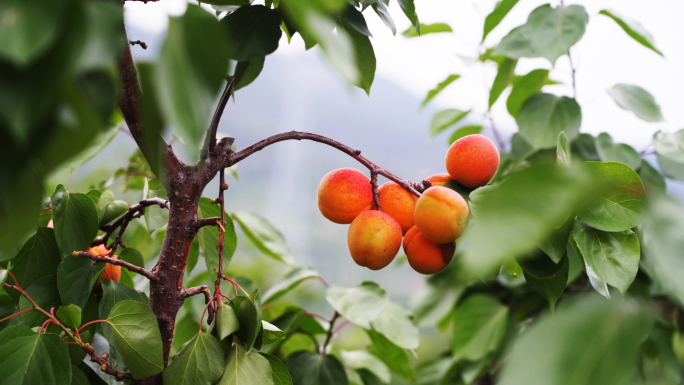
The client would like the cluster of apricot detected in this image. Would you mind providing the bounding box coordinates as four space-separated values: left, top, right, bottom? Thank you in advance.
317 135 500 275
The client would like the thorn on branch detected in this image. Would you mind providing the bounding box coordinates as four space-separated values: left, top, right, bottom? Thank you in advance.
128 40 147 50
73 251 158 281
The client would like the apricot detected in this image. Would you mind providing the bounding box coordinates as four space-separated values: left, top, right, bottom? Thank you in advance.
403 226 455 275
414 186 469 244
88 244 121 282
318 168 373 224
377 182 417 234
347 211 402 270
445 134 500 188
425 173 454 187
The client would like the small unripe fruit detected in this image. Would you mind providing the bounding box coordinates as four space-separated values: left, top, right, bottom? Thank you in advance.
318 168 373 224
425 173 454 187
347 211 402 270
403 226 455 275
445 134 500 188
377 182 417 234
414 186 469 244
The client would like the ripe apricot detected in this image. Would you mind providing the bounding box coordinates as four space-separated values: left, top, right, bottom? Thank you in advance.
88 244 121 282
377 182 417 234
347 211 402 270
425 173 454 187
414 186 469 244
445 134 500 188
403 226 455 275
318 168 373 224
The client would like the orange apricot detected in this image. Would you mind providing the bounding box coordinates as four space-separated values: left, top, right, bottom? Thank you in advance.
425 173 454 187
89 244 121 282
414 186 469 244
445 134 500 188
403 225 455 275
318 168 373 224
347 211 402 270
377 182 418 234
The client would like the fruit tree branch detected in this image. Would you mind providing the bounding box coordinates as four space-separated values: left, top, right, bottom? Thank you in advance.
73 251 158 281
82 344 135 382
106 198 170 252
226 131 428 197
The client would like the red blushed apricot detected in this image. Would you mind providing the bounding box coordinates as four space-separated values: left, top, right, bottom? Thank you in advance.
414 186 469 244
425 173 454 187
347 211 402 270
89 244 121 282
378 182 417 234
403 226 455 275
318 168 374 224
445 134 500 188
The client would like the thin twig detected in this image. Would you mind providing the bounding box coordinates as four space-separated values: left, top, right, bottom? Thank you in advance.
73 251 158 281
0 308 34 324
370 172 381 209
128 40 147 49
184 286 215 325
568 49 577 99
107 198 169 252
321 311 340 354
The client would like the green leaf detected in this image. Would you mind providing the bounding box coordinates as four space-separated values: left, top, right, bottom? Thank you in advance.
157 4 230 156
105 300 163 379
18 275 61 328
638 159 666 197
145 205 168 234
460 162 599 275
451 295 507 360
216 305 240 341
56 304 81 329
340 350 390 384
70 366 89 385
648 321 682 384
653 129 684 181
186 238 200 274
608 83 664 122
402 23 451 38
230 294 260 350
506 69 549 117
495 4 588 65
51 185 99 259
538 217 573 263
100 200 129 226
234 57 266 91
516 93 581 149
448 125 483 145
599 9 663 56
164 332 225 385
326 281 388 329
338 17 376 95
397 0 419 34
498 296 652 385
233 212 295 266
421 74 460 107
572 221 639 296
4 228 61 303
365 330 416 380
261 353 293 385
340 6 372 37
430 109 470 137
199 198 238 277
262 321 286 345
524 255 569 311
95 190 114 224
98 279 146 320
370 302 418 350
263 267 318 304
577 161 646 232
219 343 273 384
286 351 347 385
223 5 281 61
0 325 71 384
57 255 105 309
118 248 145 269
372 2 396 36
0 0 67 65
483 0 519 41
594 133 642 170
58 122 123 175
556 131 572 168
643 197 684 305
489 58 516 108
75 2 126 72
503 256 523 278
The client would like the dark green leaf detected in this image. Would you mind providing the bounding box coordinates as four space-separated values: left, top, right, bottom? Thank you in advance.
370 302 418 350
263 267 318 304
397 0 419 34
95 190 114 223
70 365 89 385
571 133 600 162
340 6 372 37
365 330 416 380
145 205 168 234
100 200 129 226
372 2 396 36
230 294 260 350
496 4 588 65
186 238 200 274
577 161 646 232
599 9 663 56
51 185 99 259
105 300 164 379
402 23 451 38
608 83 663 122
516 93 581 149
638 160 666 197
452 295 507 360
57 255 105 309
219 343 273 384
233 212 295 266
507 69 549 117
222 5 282 61
18 275 61 328
262 321 286 345
538 217 573 263
118 248 145 269
199 198 238 277
56 304 81 329
489 58 517 108
4 228 61 303
525 256 569 311
483 0 519 41
448 125 483 145
164 332 224 385
653 129 684 181
0 325 71 384
430 109 470 137
326 281 388 329
216 305 240 341
594 133 641 170
234 57 266 91
338 18 376 95
422 74 460 107
286 351 347 385
99 279 146 320
262 353 293 385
